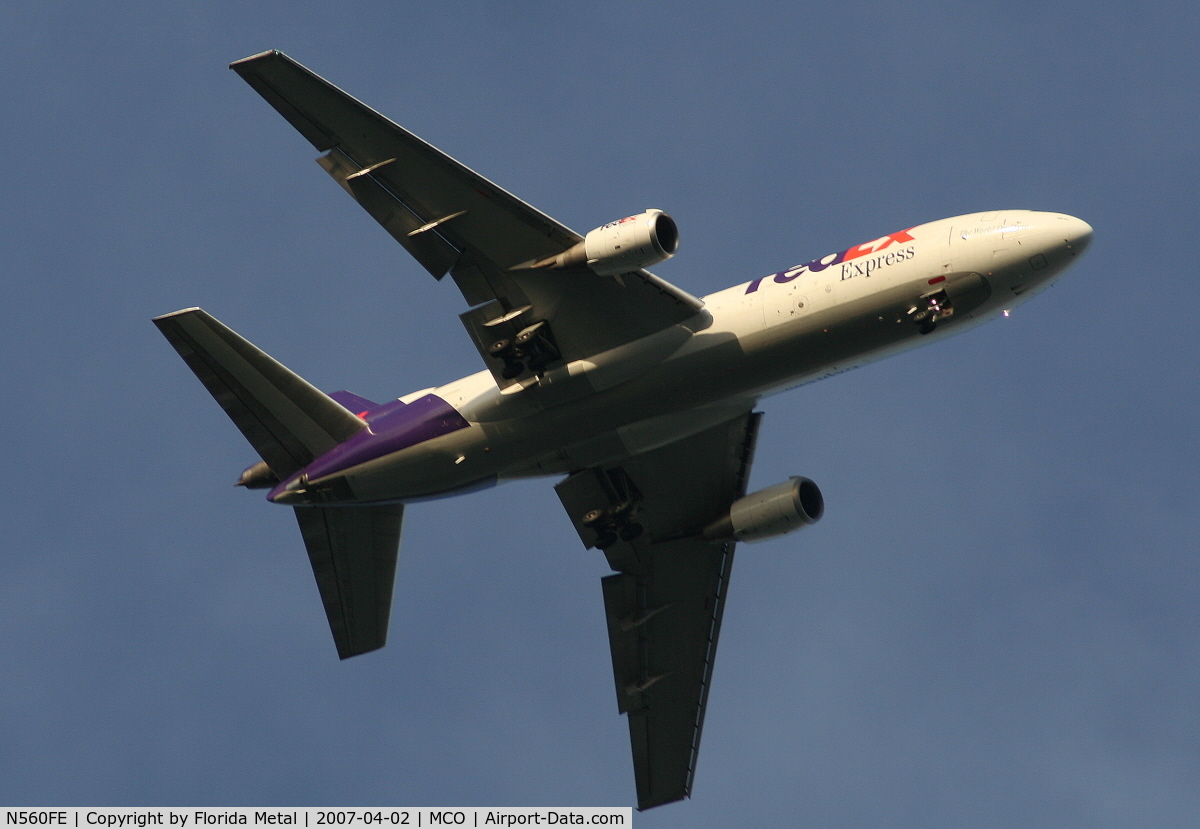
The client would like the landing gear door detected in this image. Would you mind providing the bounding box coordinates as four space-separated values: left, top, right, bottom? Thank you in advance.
943 271 992 315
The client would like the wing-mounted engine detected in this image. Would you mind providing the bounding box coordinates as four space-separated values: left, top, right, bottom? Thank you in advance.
525 210 679 276
458 211 680 390
703 477 823 542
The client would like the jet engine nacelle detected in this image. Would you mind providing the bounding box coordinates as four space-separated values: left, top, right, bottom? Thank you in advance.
704 477 824 543
534 210 679 275
583 209 679 275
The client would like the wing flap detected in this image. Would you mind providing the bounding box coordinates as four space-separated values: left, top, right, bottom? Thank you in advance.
316 150 462 280
230 50 577 275
599 535 737 809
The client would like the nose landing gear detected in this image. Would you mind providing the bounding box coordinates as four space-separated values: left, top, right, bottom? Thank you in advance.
908 288 953 334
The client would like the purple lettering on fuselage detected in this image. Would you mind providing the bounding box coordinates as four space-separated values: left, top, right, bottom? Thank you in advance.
745 227 917 294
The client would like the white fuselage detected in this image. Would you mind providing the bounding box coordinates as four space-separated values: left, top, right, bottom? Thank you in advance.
305 210 1091 504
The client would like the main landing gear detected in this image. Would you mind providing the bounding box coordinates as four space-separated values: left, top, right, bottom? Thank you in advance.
582 505 644 550
488 320 559 379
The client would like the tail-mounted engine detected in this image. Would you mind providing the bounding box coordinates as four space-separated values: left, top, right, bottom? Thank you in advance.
527 209 679 276
235 459 279 489
704 477 824 542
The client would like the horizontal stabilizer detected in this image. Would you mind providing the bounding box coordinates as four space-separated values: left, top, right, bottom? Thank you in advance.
293 504 404 659
153 308 367 478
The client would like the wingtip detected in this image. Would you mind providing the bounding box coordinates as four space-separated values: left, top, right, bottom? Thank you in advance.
152 307 203 323
636 791 690 811
336 641 385 661
229 50 284 71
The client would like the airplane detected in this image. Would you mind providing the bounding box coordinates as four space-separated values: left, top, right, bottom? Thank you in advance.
154 50 1093 810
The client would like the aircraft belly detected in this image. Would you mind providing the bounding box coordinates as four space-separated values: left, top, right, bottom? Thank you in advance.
735 273 996 396
341 285 983 497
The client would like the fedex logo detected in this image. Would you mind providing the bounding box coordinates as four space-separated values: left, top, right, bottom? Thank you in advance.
745 228 916 293
600 215 640 229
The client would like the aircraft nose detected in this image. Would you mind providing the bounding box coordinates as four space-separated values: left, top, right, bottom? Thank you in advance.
1061 214 1093 256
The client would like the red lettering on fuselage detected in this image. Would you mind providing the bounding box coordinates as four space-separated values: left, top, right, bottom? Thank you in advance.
843 229 916 262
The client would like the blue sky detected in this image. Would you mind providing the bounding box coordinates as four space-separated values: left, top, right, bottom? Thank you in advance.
3 2 1199 826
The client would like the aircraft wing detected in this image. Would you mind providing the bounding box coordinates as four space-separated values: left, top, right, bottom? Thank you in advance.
230 51 707 389
555 411 762 810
